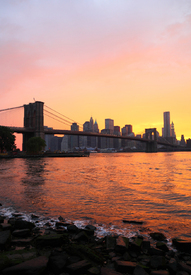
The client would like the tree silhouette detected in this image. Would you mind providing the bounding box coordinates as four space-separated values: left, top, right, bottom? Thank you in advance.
0 126 16 152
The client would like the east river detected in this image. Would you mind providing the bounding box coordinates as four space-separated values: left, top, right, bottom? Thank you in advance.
0 152 191 242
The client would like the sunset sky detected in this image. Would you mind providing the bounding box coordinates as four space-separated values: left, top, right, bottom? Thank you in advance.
1 0 191 148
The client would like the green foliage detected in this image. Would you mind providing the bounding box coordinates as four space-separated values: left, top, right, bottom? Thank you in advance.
26 137 46 154
0 126 16 152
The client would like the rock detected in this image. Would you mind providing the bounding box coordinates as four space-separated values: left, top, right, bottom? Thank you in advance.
116 236 129 252
150 271 170 275
0 224 12 231
172 238 191 253
14 220 35 231
101 267 123 275
115 260 137 273
12 229 31 238
149 247 165 256
66 259 91 274
31 214 39 219
58 216 64 221
156 242 169 252
105 236 116 250
150 255 166 269
0 231 11 250
0 203 2 206
11 237 34 247
73 231 89 242
178 261 191 274
142 240 151 251
176 272 189 275
0 216 4 223
67 224 79 233
55 221 68 228
130 237 143 252
167 257 177 274
85 225 96 231
35 233 67 248
88 266 100 274
150 232 167 241
48 251 68 274
2 255 48 275
133 265 149 275
123 220 144 224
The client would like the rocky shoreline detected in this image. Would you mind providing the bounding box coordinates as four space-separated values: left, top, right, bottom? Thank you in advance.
1 210 191 275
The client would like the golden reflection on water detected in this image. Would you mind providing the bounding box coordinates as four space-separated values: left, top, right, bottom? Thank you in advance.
0 152 191 238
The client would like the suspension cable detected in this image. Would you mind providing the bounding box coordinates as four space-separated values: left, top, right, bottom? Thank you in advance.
44 105 83 126
0 106 23 113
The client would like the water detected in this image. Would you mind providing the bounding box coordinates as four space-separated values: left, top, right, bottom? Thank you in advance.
0 152 191 241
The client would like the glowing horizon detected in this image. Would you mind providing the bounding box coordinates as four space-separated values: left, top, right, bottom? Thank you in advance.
1 0 191 149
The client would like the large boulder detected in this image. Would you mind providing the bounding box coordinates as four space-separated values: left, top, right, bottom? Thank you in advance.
2 256 48 275
0 231 11 250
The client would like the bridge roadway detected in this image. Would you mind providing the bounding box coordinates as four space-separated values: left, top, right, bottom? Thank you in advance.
9 126 176 147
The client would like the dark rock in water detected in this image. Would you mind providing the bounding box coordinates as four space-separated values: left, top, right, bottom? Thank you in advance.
150 232 167 241
156 242 169 252
58 216 64 221
0 203 2 206
2 255 48 275
66 259 91 274
31 214 39 219
12 229 31 238
0 216 4 223
123 219 144 224
56 221 69 228
12 213 22 218
0 230 11 250
67 224 79 233
172 238 191 253
85 224 96 231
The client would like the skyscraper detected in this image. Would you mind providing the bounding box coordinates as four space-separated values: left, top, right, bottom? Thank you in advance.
163 112 170 138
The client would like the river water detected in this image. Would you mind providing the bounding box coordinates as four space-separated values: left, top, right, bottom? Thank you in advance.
0 152 191 241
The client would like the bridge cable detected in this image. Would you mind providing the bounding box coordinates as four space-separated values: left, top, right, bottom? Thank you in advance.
44 109 83 129
0 106 23 113
44 105 83 127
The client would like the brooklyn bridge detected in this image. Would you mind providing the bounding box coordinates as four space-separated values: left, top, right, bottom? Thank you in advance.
0 101 176 153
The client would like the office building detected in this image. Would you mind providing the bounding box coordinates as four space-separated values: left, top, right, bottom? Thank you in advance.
163 112 170 138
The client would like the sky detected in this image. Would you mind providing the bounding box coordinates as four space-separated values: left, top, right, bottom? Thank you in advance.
1 0 191 148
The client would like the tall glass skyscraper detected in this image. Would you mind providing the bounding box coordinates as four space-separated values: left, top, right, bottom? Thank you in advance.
163 111 170 137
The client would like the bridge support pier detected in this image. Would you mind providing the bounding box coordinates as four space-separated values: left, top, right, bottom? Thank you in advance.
145 128 157 153
23 101 44 151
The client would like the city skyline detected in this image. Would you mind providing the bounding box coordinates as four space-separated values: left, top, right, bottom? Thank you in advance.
1 1 191 140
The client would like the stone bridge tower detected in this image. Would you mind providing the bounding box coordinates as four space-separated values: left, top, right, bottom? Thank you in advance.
23 101 44 151
145 128 157 152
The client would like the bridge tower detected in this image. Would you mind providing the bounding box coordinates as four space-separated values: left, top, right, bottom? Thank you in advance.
23 101 44 151
145 128 157 153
